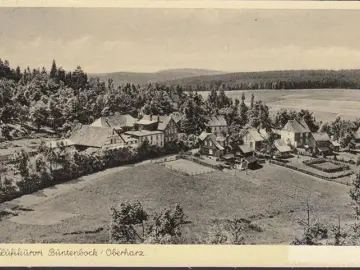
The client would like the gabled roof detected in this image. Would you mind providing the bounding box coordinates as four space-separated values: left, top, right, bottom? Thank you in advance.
198 132 224 150
46 139 76 149
311 132 330 142
205 115 227 127
125 130 163 137
141 115 175 131
331 141 341 147
137 115 176 131
245 129 266 142
282 119 310 133
120 134 138 143
239 144 253 154
243 156 258 164
91 113 136 128
274 139 292 153
135 119 158 125
69 125 116 148
198 132 213 141
353 130 360 140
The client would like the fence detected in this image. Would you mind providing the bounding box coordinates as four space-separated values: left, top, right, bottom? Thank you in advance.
269 159 352 186
179 155 222 170
162 163 214 176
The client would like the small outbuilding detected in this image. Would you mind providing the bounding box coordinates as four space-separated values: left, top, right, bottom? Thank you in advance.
240 156 258 170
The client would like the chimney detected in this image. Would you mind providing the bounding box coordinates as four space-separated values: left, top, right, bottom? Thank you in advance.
150 114 152 121
157 115 160 122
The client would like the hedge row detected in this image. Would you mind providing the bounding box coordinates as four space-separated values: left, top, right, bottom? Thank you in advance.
303 158 350 173
0 141 187 204
269 160 352 185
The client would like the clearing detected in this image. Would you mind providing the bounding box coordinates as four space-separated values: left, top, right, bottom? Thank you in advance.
0 161 354 244
198 89 360 122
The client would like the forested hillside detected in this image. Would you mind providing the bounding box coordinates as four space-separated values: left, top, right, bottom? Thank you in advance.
91 68 224 86
164 69 360 91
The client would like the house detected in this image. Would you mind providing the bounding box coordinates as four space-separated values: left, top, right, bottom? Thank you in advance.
91 113 136 132
280 119 311 148
198 132 225 157
135 115 159 131
330 140 341 152
241 128 268 151
353 127 360 148
274 139 292 158
140 115 179 143
239 156 258 170
49 125 124 151
237 144 253 157
124 130 164 147
308 132 332 155
205 115 228 135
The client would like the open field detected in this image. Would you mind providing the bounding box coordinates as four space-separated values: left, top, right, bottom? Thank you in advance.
164 159 215 174
0 162 354 244
197 89 360 122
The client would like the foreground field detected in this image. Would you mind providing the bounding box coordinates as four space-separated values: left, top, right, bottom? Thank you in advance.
198 89 360 122
0 161 354 244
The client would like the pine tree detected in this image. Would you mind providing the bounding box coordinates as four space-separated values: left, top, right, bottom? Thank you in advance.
250 93 254 110
50 59 57 79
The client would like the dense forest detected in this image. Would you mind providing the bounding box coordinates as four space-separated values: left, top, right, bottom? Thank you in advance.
1 58 360 144
164 69 360 91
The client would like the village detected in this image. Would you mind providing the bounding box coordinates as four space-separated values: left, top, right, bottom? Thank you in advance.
43 110 360 185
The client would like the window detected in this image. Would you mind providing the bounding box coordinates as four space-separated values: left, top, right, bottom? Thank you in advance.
209 140 213 146
250 142 254 149
209 149 213 155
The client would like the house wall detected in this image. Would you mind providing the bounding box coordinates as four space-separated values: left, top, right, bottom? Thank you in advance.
200 137 222 157
211 126 228 135
138 133 164 147
242 133 262 151
281 130 297 147
164 119 179 142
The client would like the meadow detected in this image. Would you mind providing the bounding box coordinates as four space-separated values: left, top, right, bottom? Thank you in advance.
0 162 354 244
197 89 360 122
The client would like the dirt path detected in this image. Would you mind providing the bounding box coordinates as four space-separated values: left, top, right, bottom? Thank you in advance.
2 154 178 209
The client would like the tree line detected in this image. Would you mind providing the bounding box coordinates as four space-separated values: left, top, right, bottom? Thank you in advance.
165 69 360 91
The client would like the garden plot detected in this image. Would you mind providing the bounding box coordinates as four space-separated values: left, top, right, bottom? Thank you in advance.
312 162 344 172
164 159 215 175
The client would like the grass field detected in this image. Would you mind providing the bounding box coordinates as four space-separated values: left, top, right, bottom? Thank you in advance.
164 159 215 175
0 162 355 244
198 89 360 122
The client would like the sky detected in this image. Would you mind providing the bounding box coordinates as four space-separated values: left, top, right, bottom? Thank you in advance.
0 8 360 73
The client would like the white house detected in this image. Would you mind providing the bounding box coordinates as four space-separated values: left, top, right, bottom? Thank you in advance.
241 128 268 151
124 130 164 147
280 119 311 148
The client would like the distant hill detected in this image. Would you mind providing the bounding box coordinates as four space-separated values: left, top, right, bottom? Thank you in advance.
90 68 225 86
163 69 360 91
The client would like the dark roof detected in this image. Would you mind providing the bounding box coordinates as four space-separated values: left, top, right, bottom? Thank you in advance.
243 156 258 164
91 113 136 128
69 125 116 148
282 119 310 133
318 146 331 152
311 132 330 142
141 115 175 131
205 115 227 127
